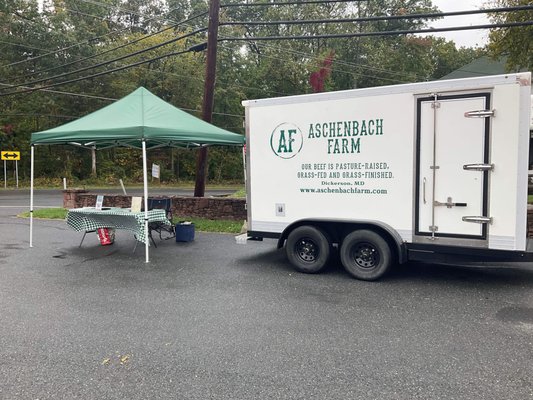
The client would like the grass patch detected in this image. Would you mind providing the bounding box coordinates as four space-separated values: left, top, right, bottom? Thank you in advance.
173 217 243 234
529 195 533 204
230 187 246 198
18 208 243 234
19 208 68 219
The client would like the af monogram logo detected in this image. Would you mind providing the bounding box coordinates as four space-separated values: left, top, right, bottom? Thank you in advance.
270 123 303 159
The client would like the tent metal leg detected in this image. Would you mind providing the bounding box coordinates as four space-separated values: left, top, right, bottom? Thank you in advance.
30 145 34 248
142 139 150 263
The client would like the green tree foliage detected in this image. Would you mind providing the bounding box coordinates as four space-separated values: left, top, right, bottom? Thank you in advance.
0 0 494 185
487 0 532 71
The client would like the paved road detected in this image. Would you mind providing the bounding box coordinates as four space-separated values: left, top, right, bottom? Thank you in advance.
0 187 237 211
1 191 533 399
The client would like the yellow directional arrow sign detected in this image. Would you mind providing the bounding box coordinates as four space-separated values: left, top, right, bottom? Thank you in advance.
1 151 20 160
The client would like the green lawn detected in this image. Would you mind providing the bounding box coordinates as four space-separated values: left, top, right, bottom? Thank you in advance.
19 208 244 234
20 208 68 219
174 217 243 234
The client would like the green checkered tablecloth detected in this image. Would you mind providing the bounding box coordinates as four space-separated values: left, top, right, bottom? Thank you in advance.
66 207 171 245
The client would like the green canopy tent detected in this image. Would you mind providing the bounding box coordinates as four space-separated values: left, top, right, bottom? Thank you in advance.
29 87 244 262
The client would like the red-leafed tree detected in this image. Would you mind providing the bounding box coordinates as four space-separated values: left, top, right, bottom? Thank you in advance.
309 51 335 93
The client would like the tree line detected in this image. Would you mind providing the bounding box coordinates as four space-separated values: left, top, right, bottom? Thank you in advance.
0 0 529 186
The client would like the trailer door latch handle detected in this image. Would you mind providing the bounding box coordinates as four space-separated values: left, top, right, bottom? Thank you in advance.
463 163 494 171
434 197 467 208
464 109 495 118
462 216 493 224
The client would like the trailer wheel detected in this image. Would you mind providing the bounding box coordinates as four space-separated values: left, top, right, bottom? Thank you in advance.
340 230 392 281
286 226 330 274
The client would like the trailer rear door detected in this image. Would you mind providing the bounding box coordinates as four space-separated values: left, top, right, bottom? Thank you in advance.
416 93 492 241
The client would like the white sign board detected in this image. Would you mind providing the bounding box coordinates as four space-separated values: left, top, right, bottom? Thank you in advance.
152 163 160 179
95 195 104 210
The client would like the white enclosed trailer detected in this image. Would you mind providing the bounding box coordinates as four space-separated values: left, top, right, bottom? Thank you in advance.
242 72 533 280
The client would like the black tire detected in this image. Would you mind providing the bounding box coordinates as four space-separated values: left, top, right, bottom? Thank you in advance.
286 226 331 274
340 230 392 281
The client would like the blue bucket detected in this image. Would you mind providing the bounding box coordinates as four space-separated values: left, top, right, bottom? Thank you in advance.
175 222 195 242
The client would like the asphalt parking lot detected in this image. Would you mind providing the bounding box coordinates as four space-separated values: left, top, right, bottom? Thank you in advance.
1 195 533 399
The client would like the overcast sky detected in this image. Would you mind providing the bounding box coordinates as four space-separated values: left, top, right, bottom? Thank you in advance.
429 0 490 48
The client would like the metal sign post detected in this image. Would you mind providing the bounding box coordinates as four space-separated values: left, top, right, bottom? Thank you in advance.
1 151 21 188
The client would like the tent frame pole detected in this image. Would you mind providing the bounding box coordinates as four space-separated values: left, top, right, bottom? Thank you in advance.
30 145 35 247
142 139 149 263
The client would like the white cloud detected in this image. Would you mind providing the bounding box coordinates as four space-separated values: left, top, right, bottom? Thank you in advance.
427 0 490 48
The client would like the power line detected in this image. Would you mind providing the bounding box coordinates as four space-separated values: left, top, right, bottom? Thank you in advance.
5 2 522 102
0 76 245 118
0 113 79 120
220 43 411 84
1 3 207 70
220 5 533 26
221 0 363 8
135 57 292 97
220 21 533 42
0 21 136 70
0 29 207 94
5 11 209 84
237 41 421 81
0 83 116 101
74 0 186 26
0 40 50 53
0 47 198 97
219 42 385 83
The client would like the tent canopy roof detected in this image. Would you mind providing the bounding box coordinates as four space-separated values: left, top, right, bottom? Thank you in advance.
30 87 244 149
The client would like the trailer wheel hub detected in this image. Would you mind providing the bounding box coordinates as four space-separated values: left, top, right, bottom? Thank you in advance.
353 243 379 268
296 238 319 263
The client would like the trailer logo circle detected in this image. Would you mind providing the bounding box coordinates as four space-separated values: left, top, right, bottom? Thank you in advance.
270 123 303 159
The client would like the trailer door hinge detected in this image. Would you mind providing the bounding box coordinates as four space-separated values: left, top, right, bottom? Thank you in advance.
464 109 495 118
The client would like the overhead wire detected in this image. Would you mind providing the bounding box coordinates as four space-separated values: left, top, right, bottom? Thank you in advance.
220 5 533 26
221 0 364 8
74 0 187 26
1 0 207 70
0 113 78 120
230 40 421 81
0 16 138 69
216 4 531 83
217 41 398 83
4 11 209 84
218 42 411 84
218 5 532 81
3 8 290 98
3 2 530 100
0 82 117 101
220 21 533 42
0 40 51 53
0 47 200 97
0 28 207 94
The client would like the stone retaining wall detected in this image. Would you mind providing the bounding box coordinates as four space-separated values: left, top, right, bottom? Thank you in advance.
63 189 246 221
64 190 533 235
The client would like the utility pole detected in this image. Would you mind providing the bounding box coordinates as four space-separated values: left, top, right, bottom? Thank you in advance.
194 0 220 197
